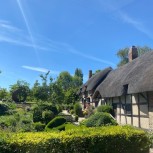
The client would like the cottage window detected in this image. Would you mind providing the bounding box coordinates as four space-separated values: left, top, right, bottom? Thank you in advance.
122 104 132 115
86 97 90 102
123 84 128 95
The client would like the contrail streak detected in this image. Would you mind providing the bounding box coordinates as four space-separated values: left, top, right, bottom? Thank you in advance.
16 0 40 65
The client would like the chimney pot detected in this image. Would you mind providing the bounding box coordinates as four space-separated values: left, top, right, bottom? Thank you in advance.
128 46 138 62
89 70 92 79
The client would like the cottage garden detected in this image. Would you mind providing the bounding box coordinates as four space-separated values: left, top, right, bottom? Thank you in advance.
0 47 153 153
0 101 151 153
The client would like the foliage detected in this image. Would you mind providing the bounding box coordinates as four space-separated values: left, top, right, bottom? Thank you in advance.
33 106 42 123
117 46 152 67
74 68 83 85
57 71 73 91
0 103 10 115
74 115 78 122
42 110 54 124
70 109 74 114
10 80 30 102
0 126 150 153
97 105 113 114
0 88 9 100
45 116 66 130
74 102 82 117
34 122 45 131
81 112 117 127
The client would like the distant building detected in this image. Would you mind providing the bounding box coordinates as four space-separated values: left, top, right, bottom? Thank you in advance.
78 67 112 109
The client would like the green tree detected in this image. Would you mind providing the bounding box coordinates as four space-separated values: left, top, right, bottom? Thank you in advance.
64 88 79 104
74 68 83 83
117 46 152 67
10 80 30 102
57 71 73 91
31 71 52 102
0 88 8 100
49 83 64 104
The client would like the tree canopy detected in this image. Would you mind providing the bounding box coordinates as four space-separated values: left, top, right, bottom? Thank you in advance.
117 46 152 67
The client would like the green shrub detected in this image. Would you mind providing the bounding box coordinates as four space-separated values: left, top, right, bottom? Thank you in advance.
58 114 73 122
34 122 45 131
74 115 78 122
81 112 117 127
33 107 42 122
70 109 74 114
45 116 66 130
0 126 150 153
22 118 32 124
97 105 113 114
0 103 10 115
42 110 54 124
56 105 62 113
74 103 82 117
40 103 58 115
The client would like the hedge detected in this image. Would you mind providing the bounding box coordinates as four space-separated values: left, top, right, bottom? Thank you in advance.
81 112 117 127
0 126 150 153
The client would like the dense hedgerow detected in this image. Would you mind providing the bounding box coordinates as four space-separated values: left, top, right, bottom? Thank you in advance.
0 126 150 153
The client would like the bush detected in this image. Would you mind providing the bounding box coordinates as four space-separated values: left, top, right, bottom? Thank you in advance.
42 110 54 124
0 103 10 115
40 103 58 115
74 103 82 117
33 107 42 122
45 116 66 130
34 122 45 131
0 126 150 153
70 109 74 114
56 105 62 113
74 115 78 122
97 105 113 114
81 112 117 127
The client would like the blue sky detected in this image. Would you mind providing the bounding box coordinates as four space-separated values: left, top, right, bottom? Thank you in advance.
0 0 153 89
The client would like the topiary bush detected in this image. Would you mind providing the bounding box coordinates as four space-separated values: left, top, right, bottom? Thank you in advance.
74 102 82 117
70 109 74 114
97 105 113 114
34 122 45 131
74 115 78 122
42 110 54 124
0 103 10 115
45 116 66 130
33 107 42 122
81 112 117 127
40 103 58 115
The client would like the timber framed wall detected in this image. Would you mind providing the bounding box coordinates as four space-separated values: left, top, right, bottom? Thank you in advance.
106 92 149 129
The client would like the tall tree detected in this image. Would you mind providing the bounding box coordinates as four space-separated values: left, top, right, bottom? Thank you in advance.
10 80 30 102
0 88 8 100
117 46 152 67
57 71 73 91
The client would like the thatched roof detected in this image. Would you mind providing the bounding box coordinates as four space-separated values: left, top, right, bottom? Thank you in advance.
79 67 112 95
93 51 153 98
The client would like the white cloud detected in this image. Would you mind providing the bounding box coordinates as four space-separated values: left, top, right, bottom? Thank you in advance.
22 65 59 75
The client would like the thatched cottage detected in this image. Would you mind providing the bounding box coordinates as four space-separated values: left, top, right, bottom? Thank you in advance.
78 67 112 109
92 46 153 129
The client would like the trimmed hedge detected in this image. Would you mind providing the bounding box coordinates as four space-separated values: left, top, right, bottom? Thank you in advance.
0 126 150 153
45 116 66 130
97 105 113 114
81 112 117 127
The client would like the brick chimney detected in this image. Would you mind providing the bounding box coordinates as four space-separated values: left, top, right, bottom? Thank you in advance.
89 70 92 79
128 46 138 62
